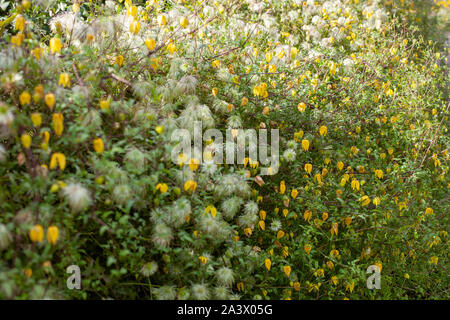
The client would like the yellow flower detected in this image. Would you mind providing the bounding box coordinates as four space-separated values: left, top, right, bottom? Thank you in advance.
155 125 164 135
258 220 265 230
314 173 322 184
93 138 104 154
212 60 221 68
129 19 141 34
11 33 25 47
302 139 310 151
297 102 306 112
179 17 188 28
49 37 62 54
283 265 291 277
319 125 327 136
316 268 324 277
259 210 266 220
32 47 44 61
337 161 344 171
277 230 285 239
344 216 352 226
116 55 124 66
45 93 55 110
326 261 334 270
52 113 64 137
375 169 383 179
24 268 32 278
291 189 298 199
205 205 217 218
16 14 26 32
47 226 59 245
99 99 110 110
293 281 300 291
331 222 338 236
72 2 80 12
303 210 312 222
304 163 312 174
282 246 289 258
294 130 304 141
29 225 44 243
351 179 360 191
331 276 339 285
241 97 248 106
41 131 50 144
157 14 167 26
31 113 42 127
145 38 156 51
304 244 312 254
58 73 71 87
236 282 245 292
156 183 169 194
322 212 329 221
19 91 31 106
21 133 32 148
127 5 137 17
199 256 207 265
265 258 271 271
429 256 438 265
360 195 370 206
425 207 434 216
212 87 218 96
280 180 286 194
244 228 252 237
345 281 355 293
86 33 95 42
373 197 381 206
184 180 197 193
49 152 66 171
330 249 340 258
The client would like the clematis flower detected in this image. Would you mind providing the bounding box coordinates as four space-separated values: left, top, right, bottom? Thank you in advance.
45 93 55 110
19 91 31 106
52 113 64 137
93 138 104 154
302 139 310 151
47 226 59 245
49 152 66 171
58 73 70 87
29 225 44 243
49 37 62 54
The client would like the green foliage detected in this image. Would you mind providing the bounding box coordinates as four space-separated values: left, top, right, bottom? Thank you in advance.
0 0 448 300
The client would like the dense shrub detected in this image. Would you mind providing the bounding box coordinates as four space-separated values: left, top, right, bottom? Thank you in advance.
0 0 448 299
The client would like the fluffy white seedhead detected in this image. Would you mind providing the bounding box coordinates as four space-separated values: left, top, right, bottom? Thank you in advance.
141 261 158 277
112 184 132 206
216 267 235 287
191 283 210 300
244 201 258 215
221 197 243 219
154 285 177 300
62 183 92 213
0 224 12 251
152 223 173 248
214 286 230 299
170 198 191 228
270 219 282 232
283 148 297 162
124 148 147 173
